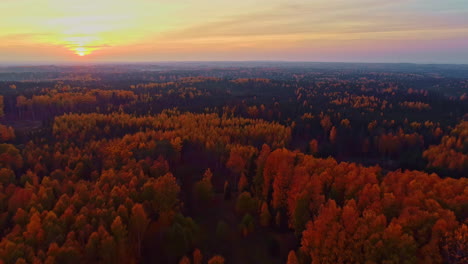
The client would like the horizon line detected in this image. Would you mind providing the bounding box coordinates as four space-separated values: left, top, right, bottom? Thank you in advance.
1 60 468 67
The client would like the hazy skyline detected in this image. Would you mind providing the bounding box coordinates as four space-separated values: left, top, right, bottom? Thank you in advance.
1 0 468 63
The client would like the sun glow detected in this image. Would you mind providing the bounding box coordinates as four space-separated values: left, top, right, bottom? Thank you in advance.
74 47 89 56
64 36 101 57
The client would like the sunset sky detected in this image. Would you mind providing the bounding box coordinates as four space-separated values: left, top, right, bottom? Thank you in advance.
1 0 468 63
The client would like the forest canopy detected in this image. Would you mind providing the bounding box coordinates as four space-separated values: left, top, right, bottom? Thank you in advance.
0 63 466 264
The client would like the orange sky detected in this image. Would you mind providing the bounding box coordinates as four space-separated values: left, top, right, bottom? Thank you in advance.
1 0 468 63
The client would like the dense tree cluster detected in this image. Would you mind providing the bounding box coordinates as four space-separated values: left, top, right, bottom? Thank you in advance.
400 101 432 110
424 121 468 173
15 90 137 120
52 110 291 149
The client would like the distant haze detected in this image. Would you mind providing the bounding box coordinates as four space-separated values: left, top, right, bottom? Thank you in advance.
1 0 468 63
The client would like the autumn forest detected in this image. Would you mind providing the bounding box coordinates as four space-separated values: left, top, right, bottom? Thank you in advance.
0 62 467 264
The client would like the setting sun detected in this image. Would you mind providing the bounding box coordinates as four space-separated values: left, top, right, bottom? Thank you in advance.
65 36 102 57
74 47 89 57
